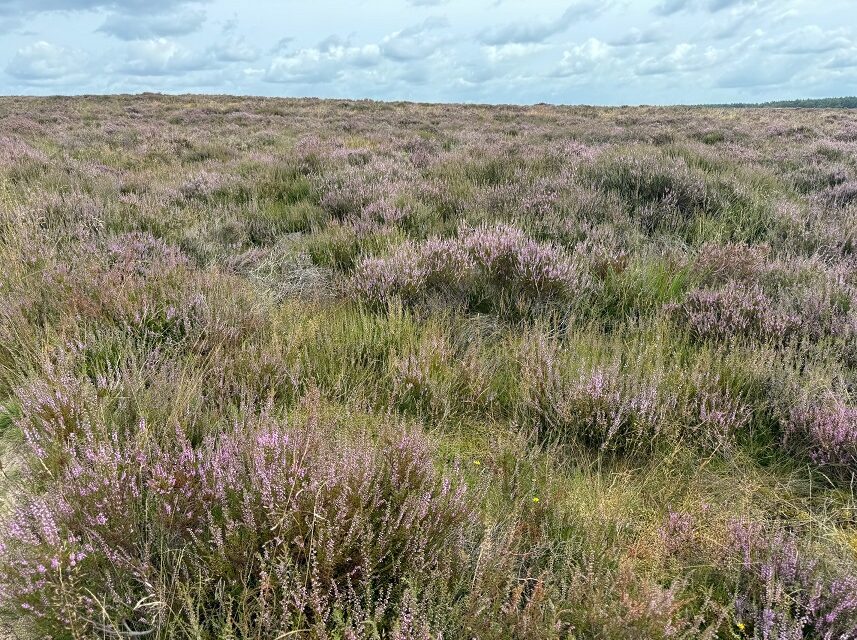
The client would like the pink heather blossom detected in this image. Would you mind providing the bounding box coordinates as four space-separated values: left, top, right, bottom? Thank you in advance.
786 396 857 472
352 224 590 305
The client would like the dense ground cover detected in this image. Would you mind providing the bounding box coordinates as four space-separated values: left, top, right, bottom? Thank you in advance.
0 94 856 639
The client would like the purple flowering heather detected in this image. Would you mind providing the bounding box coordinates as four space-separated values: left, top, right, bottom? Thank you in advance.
671 282 802 343
178 170 229 200
658 511 696 556
786 397 857 472
692 242 771 285
818 180 857 208
106 231 189 276
317 159 410 221
0 135 48 166
727 520 857 639
352 224 589 306
353 237 475 303
462 223 580 294
1 399 476 636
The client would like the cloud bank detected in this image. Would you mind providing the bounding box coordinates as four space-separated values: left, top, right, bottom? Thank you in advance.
0 0 854 104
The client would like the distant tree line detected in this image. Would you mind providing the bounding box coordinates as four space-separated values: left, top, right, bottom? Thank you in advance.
702 97 857 108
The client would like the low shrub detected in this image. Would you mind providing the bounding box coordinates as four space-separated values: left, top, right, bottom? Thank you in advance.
669 282 801 343
352 224 592 312
727 520 857 639
1 386 477 638
785 395 857 475
519 337 749 454
585 151 710 222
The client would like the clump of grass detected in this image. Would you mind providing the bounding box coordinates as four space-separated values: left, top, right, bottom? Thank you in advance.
246 200 328 244
700 131 725 145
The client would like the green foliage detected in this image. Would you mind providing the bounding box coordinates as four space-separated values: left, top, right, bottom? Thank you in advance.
701 131 726 145
246 201 327 243
707 96 857 108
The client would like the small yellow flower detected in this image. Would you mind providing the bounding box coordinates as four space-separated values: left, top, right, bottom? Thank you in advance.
737 622 746 631
532 497 540 503
473 459 481 466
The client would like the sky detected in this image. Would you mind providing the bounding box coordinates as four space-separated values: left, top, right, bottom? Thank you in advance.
1 0 855 105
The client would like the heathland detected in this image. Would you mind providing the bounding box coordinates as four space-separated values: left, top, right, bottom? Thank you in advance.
0 95 856 639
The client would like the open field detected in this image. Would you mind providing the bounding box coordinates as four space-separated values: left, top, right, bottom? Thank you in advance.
0 94 856 639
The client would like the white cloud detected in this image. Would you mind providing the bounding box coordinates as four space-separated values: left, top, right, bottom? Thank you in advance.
210 36 258 63
265 39 382 84
0 0 206 14
380 17 450 61
826 49 857 69
0 0 854 104
478 1 608 45
610 27 664 47
653 0 777 15
716 61 795 88
761 25 852 55
98 7 206 40
637 43 720 76
6 41 85 81
484 43 547 63
553 38 610 77
114 38 214 76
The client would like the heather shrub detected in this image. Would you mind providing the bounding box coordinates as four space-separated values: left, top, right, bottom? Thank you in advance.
692 242 771 285
658 512 857 638
0 135 48 167
669 282 801 343
818 180 857 208
584 150 711 225
317 160 405 221
459 523 720 639
521 349 672 453
462 224 586 297
98 237 267 355
726 521 857 639
106 230 189 275
519 337 749 454
0 387 477 638
788 160 849 194
784 394 857 475
178 170 230 200
582 147 772 242
1 229 268 366
34 189 107 240
549 185 625 228
671 259 856 348
352 224 592 313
